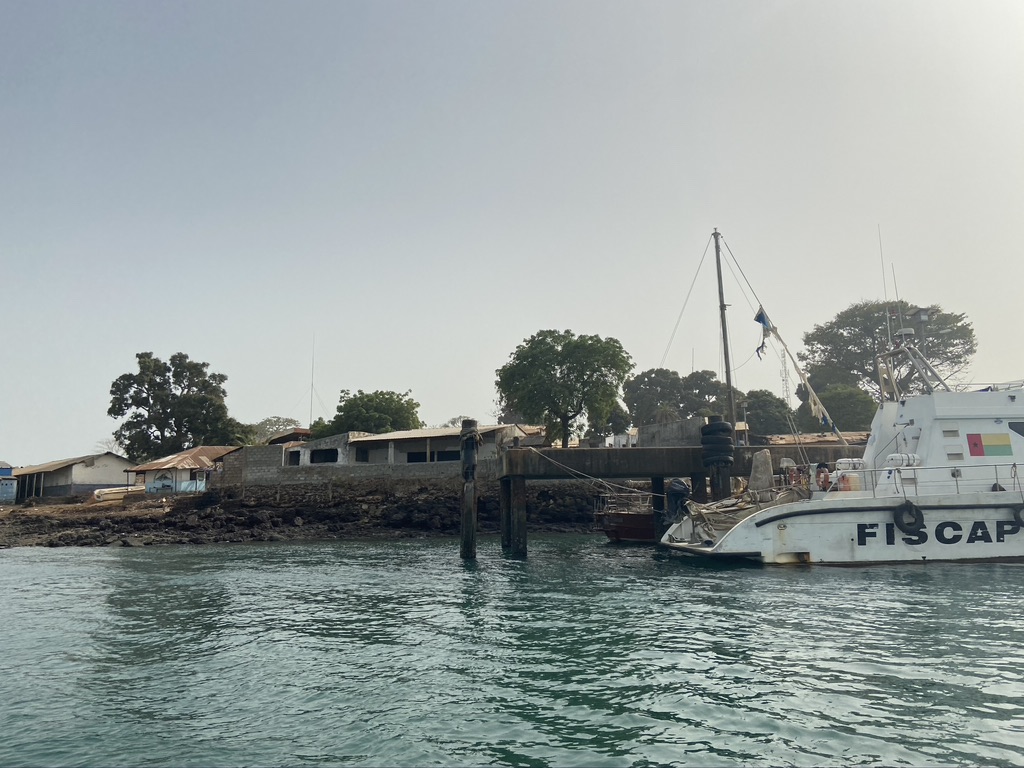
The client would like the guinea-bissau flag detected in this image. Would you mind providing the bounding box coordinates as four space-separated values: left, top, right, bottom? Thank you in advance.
966 433 1013 457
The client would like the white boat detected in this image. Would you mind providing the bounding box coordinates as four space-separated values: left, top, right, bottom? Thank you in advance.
661 343 1024 564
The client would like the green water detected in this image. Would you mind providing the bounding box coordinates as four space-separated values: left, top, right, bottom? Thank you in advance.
1 534 1022 767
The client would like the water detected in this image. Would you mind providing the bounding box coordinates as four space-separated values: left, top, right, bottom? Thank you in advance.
1 535 1023 767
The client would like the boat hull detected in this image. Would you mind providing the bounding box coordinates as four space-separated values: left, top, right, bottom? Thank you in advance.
662 493 1024 564
597 511 659 544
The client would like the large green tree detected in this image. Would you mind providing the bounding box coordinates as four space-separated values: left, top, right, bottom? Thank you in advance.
586 401 631 441
795 384 878 432
681 369 736 419
623 367 743 426
108 352 245 462
799 300 976 396
247 416 303 444
495 329 633 448
741 389 794 434
623 368 687 426
312 389 424 438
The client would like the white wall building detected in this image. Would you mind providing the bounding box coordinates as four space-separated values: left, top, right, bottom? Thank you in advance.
14 452 135 500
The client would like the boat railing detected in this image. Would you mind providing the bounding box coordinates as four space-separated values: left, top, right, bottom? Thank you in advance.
828 461 1024 499
595 492 652 514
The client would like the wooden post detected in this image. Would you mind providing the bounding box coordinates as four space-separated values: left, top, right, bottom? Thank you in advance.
690 472 707 503
510 475 527 557
710 465 731 501
499 476 512 550
651 476 665 536
460 419 479 560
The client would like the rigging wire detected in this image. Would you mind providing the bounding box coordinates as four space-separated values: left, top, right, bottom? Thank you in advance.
720 235 768 315
660 233 714 368
527 447 660 497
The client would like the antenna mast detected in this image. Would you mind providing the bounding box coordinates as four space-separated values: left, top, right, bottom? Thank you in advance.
878 225 894 347
309 334 315 428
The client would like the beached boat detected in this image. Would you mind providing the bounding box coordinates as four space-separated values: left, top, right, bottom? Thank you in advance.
661 344 1024 564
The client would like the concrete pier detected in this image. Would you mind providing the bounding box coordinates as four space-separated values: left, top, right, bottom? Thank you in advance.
498 444 862 557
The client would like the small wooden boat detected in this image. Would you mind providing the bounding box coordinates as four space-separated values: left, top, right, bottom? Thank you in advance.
595 493 659 543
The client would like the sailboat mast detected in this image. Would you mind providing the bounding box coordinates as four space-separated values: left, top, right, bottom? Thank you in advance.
713 229 737 426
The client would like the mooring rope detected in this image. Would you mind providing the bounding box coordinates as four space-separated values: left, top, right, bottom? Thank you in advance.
525 447 656 498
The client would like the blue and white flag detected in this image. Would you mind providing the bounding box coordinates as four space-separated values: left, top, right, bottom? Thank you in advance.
754 306 772 359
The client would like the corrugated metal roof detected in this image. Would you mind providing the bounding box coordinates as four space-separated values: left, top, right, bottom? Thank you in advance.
14 452 130 477
763 432 871 446
268 428 312 445
347 424 524 444
130 446 240 473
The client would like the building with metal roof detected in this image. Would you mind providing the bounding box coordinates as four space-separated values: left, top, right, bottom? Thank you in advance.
130 446 240 494
14 452 135 501
283 425 540 468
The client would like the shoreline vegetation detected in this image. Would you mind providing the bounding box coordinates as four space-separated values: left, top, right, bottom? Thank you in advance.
0 481 606 549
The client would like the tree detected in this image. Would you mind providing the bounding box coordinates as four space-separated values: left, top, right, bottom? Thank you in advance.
680 370 735 420
586 401 631 441
623 368 687 426
799 300 976 396
741 389 794 435
495 329 633 448
247 416 303 444
313 389 424 438
439 415 474 428
108 352 244 462
796 384 878 432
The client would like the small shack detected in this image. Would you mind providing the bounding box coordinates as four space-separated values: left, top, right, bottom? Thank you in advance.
130 446 240 494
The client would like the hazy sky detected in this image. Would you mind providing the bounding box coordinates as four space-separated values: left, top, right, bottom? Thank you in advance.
3 0 1023 465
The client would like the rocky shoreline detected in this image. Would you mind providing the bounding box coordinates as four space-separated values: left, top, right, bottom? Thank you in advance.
0 480 608 548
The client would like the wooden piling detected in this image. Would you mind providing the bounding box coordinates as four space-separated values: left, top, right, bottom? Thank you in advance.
651 476 665 514
690 472 707 503
510 474 527 557
460 419 479 560
499 476 512 550
651 476 665 539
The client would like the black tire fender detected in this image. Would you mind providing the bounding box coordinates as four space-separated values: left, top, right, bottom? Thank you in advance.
702 455 735 468
701 434 734 447
701 421 734 437
894 500 924 535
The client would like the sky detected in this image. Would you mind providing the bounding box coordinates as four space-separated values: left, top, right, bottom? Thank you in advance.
2 0 1023 466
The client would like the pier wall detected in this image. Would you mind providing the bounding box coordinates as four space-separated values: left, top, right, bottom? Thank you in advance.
215 444 865 490
208 476 606 534
216 445 502 488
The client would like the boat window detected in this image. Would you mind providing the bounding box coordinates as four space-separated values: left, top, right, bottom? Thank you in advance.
946 452 965 461
1010 422 1024 438
942 429 960 438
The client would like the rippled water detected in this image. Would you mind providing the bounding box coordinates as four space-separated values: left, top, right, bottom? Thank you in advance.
1 534 1023 767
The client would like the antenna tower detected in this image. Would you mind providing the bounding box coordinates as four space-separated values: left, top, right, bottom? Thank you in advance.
780 348 792 406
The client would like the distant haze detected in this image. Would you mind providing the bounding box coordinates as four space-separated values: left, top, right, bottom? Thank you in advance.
2 1 1022 464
